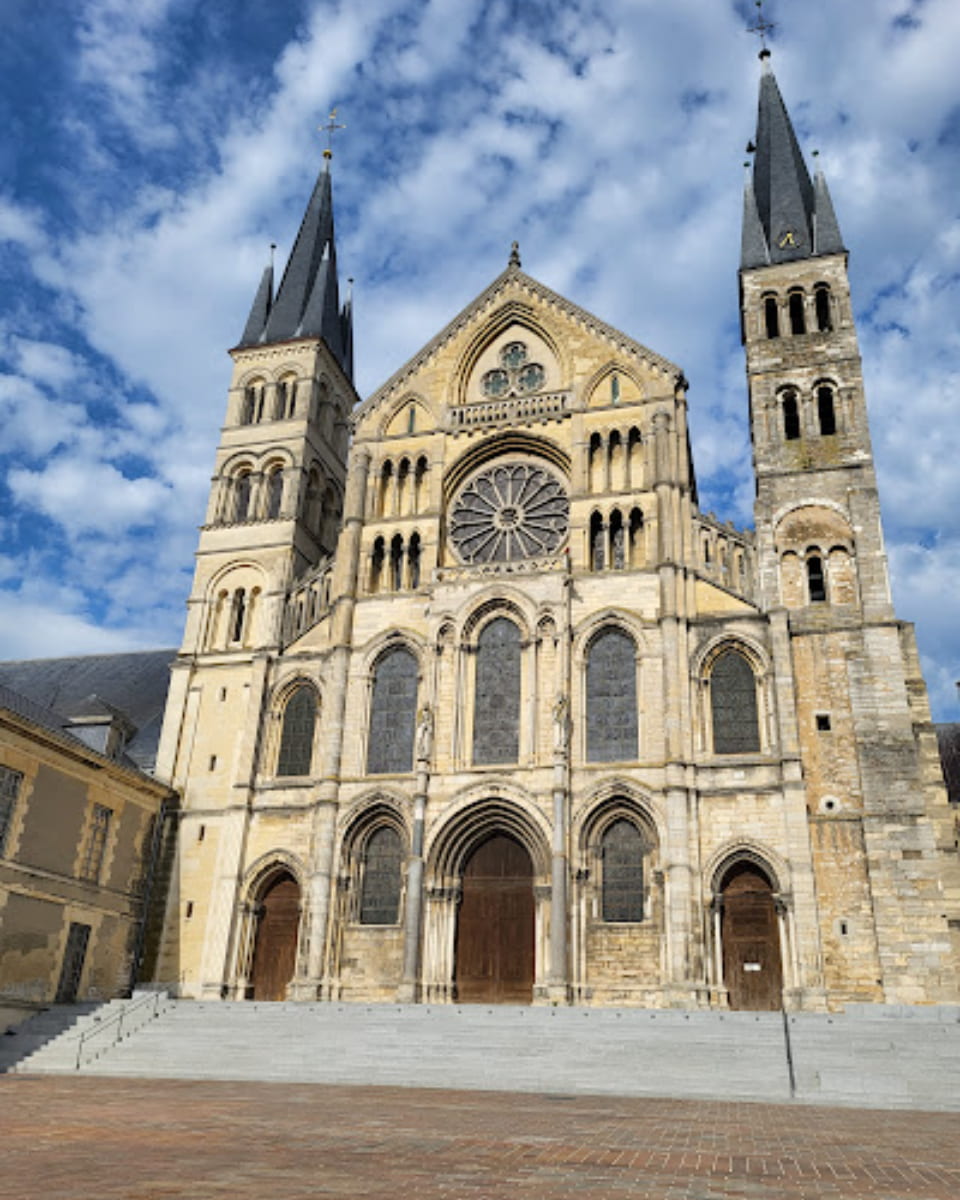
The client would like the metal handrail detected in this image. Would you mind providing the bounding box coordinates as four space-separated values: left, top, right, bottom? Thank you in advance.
75 989 169 1070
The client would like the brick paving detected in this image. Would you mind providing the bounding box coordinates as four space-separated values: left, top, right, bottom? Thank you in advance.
3 1077 960 1199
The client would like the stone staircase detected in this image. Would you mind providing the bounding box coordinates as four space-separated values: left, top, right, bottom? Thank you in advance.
6 998 960 1111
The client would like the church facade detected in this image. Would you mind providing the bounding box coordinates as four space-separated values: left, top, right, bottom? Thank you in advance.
154 57 960 1011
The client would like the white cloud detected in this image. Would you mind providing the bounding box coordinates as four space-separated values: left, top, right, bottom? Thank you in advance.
9 457 172 535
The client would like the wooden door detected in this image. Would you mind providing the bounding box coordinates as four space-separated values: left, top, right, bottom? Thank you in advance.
721 865 782 1011
455 834 534 1004
249 874 300 1001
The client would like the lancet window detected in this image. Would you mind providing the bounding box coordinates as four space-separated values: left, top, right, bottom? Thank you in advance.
473 617 521 765
586 628 638 762
276 686 317 777
358 827 404 925
366 647 418 774
601 819 645 922
709 649 761 755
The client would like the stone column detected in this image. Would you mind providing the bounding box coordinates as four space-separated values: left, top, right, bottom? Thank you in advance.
398 708 432 1002
546 572 572 1002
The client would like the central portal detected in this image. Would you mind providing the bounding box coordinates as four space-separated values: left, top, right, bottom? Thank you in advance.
455 833 534 1003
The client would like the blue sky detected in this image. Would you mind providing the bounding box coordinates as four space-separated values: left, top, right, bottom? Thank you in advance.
0 0 958 719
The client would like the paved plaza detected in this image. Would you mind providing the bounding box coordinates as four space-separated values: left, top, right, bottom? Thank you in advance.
4 1076 960 1200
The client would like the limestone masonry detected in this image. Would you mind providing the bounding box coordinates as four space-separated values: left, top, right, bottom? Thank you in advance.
152 55 960 1011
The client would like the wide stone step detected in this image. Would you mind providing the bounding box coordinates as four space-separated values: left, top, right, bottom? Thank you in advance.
15 1000 960 1110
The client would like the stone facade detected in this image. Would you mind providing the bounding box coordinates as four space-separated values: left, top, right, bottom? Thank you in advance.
0 695 172 1025
154 68 960 1012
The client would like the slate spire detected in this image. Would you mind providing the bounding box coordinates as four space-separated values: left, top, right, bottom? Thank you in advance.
238 155 353 380
742 53 846 269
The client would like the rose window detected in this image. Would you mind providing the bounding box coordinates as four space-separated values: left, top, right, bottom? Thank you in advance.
449 462 569 563
480 342 546 399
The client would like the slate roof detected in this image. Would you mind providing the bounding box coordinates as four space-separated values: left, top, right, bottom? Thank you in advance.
742 59 846 269
937 724 960 804
238 159 353 380
0 649 175 773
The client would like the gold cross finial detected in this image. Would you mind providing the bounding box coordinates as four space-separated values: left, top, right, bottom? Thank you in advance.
747 0 776 52
320 107 346 159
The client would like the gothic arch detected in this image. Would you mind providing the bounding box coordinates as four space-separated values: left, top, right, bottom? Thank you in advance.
693 632 769 680
337 787 412 840
450 302 569 408
459 589 535 643
705 841 788 898
358 628 428 676
442 431 570 503
573 609 647 664
583 360 646 407
241 850 307 901
575 785 662 854
426 792 551 882
380 391 437 437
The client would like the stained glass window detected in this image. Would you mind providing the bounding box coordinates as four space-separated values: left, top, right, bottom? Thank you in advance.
367 647 418 774
586 629 637 762
473 617 521 764
710 650 760 754
359 827 403 924
602 819 644 922
277 687 317 776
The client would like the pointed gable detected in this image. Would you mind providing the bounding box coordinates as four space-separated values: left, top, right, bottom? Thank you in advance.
356 262 683 432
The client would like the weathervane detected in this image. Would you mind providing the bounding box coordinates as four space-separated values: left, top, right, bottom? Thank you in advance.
319 107 346 159
747 0 776 53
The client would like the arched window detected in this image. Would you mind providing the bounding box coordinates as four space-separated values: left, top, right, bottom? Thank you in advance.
275 381 287 420
590 512 605 570
367 646 418 774
815 285 832 332
370 536 384 593
230 588 246 643
379 462 393 517
628 507 644 567
601 819 644 922
359 826 403 925
414 457 428 512
710 649 760 754
277 686 317 776
389 534 404 591
611 373 620 404
788 291 806 336
817 386 836 436
407 532 421 589
609 509 625 569
473 617 521 765
234 472 253 522
588 432 603 492
764 296 780 339
397 458 411 515
807 555 827 602
241 386 256 424
266 469 283 520
782 392 800 441
586 628 638 762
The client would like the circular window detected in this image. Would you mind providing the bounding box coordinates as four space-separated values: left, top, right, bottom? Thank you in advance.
449 462 569 563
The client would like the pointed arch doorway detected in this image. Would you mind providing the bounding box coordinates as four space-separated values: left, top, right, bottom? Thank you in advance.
455 834 534 1004
248 871 301 1001
721 863 783 1011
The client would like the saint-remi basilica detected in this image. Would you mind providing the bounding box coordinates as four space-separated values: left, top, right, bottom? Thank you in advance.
147 54 960 1013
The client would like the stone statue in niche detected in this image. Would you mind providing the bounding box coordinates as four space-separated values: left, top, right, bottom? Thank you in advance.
553 694 571 753
416 704 434 762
